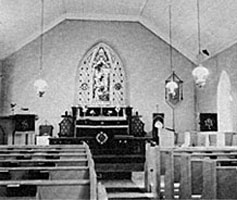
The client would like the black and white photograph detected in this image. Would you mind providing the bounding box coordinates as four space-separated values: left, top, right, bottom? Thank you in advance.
0 0 236 199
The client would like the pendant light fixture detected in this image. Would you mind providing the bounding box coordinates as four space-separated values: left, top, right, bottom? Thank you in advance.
192 0 209 88
165 3 183 108
34 0 48 97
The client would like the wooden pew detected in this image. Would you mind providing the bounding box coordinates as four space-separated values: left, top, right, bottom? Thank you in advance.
188 158 237 197
0 152 87 160
172 146 237 153
87 144 97 200
0 158 88 167
0 143 98 200
202 159 237 199
215 166 237 199
97 181 108 200
0 166 89 181
161 147 237 198
0 144 87 155
0 149 86 154
161 147 237 181
166 154 211 199
0 144 86 149
144 142 160 199
145 145 191 199
0 179 90 200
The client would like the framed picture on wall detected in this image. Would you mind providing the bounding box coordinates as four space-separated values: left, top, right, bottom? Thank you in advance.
199 113 218 131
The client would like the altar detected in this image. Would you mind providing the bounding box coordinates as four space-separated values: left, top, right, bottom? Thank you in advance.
50 43 149 174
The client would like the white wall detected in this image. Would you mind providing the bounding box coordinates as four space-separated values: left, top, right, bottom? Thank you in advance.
199 44 237 132
1 20 195 136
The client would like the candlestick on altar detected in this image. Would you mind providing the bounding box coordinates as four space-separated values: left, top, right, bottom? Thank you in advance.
100 106 102 116
115 105 120 118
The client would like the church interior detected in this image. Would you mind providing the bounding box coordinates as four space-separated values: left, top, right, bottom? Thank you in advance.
0 0 237 199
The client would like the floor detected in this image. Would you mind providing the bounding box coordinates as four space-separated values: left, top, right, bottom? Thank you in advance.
101 172 154 200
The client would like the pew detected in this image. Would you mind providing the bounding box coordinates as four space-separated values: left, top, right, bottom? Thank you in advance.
0 166 89 181
161 152 210 199
145 143 183 199
144 142 160 199
160 147 237 199
172 146 237 153
0 158 88 167
0 152 87 160
0 145 87 155
161 147 237 181
0 149 86 153
0 144 85 149
0 179 90 199
0 143 98 200
202 159 237 199
97 181 108 200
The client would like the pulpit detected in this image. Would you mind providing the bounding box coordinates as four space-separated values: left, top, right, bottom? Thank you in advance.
12 114 36 145
0 114 36 145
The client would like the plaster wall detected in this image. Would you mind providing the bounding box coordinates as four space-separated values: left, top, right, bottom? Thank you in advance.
1 20 195 136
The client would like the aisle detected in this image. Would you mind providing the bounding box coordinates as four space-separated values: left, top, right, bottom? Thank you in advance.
101 172 153 200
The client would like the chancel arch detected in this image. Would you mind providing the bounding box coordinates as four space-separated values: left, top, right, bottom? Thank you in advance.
75 42 126 107
217 70 233 132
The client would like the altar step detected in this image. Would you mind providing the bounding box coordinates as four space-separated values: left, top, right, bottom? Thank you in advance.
102 180 153 200
106 188 153 200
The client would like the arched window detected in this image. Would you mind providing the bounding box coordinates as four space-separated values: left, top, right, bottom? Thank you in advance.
217 70 233 132
75 42 126 107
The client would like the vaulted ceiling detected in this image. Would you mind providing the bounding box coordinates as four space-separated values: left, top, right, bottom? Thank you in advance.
1 0 237 63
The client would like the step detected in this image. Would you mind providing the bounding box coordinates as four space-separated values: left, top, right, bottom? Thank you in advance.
102 179 154 200
102 180 140 189
106 187 146 193
107 192 153 200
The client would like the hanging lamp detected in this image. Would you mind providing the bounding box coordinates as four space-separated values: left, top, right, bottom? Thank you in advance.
34 0 48 97
192 0 209 88
165 4 183 107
